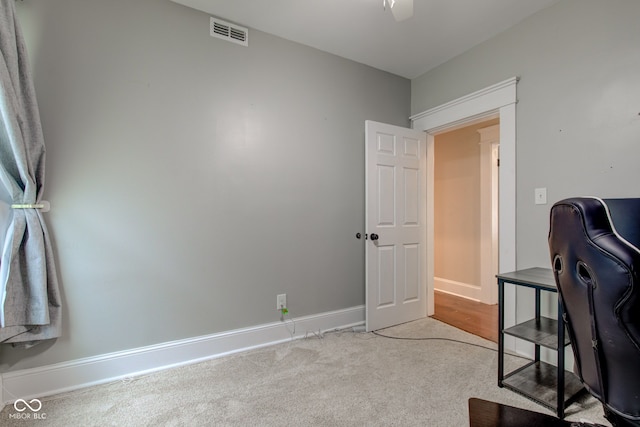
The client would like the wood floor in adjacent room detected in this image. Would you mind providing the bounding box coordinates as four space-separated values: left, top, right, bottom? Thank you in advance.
431 290 498 343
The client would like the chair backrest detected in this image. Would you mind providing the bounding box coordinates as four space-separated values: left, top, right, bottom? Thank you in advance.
549 197 640 423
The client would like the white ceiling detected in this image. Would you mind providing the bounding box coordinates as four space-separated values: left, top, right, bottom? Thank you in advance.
170 0 560 79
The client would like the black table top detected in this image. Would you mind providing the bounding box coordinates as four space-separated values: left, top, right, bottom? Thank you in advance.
496 267 557 291
468 398 603 426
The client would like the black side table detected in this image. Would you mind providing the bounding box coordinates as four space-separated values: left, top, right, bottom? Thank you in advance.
496 267 584 418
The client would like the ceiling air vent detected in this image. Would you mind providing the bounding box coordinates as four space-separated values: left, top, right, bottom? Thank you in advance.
210 17 248 47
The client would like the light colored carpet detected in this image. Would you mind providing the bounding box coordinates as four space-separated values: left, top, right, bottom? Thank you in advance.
0 317 611 426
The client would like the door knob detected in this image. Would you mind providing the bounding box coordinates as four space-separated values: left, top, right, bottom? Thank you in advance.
370 233 379 241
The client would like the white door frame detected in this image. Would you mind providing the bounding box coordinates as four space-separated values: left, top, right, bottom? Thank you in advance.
478 124 500 305
410 77 518 338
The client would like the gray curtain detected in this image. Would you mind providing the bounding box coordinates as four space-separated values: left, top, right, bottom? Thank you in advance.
0 0 61 344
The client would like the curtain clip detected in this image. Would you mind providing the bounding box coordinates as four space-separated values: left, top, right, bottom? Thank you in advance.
11 200 51 212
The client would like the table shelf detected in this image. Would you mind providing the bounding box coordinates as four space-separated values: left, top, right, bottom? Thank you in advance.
503 317 571 350
502 361 584 412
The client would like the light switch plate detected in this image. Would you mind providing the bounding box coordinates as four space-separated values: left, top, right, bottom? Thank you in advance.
535 188 547 205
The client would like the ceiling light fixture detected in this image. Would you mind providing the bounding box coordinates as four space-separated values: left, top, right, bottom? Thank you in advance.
383 0 413 22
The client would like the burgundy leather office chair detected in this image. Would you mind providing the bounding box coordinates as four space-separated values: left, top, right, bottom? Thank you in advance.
549 197 640 427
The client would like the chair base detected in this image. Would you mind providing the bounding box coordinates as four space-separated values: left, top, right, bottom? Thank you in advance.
604 406 640 427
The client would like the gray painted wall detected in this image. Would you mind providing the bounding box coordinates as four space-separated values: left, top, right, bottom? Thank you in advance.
412 0 640 283
413 0 640 363
3 0 409 371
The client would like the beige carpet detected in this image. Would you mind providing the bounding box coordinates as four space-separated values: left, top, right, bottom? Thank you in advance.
0 317 610 426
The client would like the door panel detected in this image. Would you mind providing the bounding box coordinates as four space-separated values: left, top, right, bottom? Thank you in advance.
378 166 396 226
377 246 396 307
366 120 427 331
404 167 419 225
404 244 420 301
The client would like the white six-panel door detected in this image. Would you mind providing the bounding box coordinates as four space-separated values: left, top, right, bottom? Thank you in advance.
365 120 427 331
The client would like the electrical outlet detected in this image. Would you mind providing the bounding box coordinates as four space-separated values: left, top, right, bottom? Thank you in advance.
277 293 287 310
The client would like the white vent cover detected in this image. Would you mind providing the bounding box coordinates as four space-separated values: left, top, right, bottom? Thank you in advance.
210 17 248 47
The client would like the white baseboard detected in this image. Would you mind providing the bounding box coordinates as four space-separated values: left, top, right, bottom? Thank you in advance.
1 305 365 404
434 277 481 301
